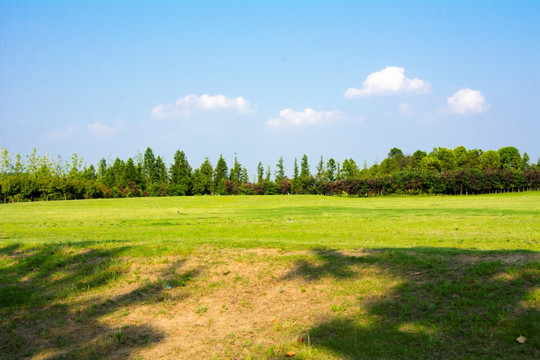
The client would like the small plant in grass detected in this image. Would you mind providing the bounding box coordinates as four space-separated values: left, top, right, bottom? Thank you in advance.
331 303 347 313
296 334 319 359
243 339 253 347
173 271 195 287
195 305 208 314
241 299 252 309
114 330 124 343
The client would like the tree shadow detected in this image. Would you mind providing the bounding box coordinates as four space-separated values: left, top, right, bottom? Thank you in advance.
290 247 539 359
0 242 22 256
0 242 200 359
282 248 377 281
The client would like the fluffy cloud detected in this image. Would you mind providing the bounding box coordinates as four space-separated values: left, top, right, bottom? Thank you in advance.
266 108 342 128
152 94 251 119
445 88 488 114
87 120 124 137
344 66 431 98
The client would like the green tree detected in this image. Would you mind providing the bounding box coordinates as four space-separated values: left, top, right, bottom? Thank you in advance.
241 167 249 184
169 150 192 196
291 158 300 194
97 158 107 182
51 155 64 177
498 146 522 169
359 160 370 179
200 158 214 195
155 156 168 184
378 158 398 176
480 150 501 170
263 165 277 194
300 155 310 178
145 155 169 196
214 155 228 195
229 155 242 184
464 149 483 169
82 164 97 181
342 158 359 180
13 154 24 174
257 162 264 184
37 173 56 201
123 158 140 192
522 152 531 170
68 153 84 180
453 146 468 169
191 169 203 195
299 155 314 193
316 156 325 182
380 149 413 174
143 147 158 187
412 150 427 169
420 155 442 172
326 158 337 182
108 158 125 187
36 152 55 178
388 147 404 160
275 157 285 182
431 147 456 172
1 146 12 177
26 148 40 178
265 165 271 182
314 156 326 194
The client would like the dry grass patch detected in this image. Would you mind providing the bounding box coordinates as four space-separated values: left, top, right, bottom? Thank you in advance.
1 246 538 359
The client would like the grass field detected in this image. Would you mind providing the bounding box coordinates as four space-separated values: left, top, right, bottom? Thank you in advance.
0 193 539 359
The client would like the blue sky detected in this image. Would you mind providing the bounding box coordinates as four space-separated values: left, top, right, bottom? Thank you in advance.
1 0 539 176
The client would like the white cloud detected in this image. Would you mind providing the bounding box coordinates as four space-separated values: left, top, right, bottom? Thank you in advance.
152 94 251 119
87 120 124 137
344 66 431 98
266 108 342 128
44 125 79 141
446 88 488 114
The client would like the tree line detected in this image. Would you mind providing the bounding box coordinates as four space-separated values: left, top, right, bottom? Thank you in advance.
0 145 539 203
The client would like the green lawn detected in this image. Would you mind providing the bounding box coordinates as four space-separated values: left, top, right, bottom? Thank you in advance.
1 192 538 253
0 193 538 359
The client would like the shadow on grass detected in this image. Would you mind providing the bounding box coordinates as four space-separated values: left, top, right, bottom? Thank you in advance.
283 248 377 280
0 242 198 359
289 247 539 359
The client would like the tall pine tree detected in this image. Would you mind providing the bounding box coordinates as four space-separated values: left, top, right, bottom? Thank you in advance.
169 150 192 195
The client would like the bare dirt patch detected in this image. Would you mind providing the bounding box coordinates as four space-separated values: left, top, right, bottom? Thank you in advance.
2 247 538 360
11 248 378 359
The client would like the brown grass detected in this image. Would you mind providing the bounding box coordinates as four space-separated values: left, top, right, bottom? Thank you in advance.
3 248 538 360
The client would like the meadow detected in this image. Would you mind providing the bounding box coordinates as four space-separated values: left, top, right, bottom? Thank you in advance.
0 193 539 359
